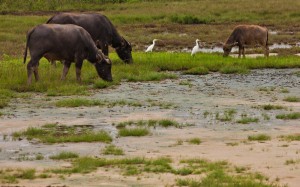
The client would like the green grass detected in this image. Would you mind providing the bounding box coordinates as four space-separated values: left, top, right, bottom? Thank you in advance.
55 98 105 107
187 138 202 145
276 112 300 120
115 119 190 129
237 117 259 124
283 96 300 102
35 154 44 160
285 159 300 165
1 54 300 95
0 169 37 183
118 127 150 137
248 134 271 141
183 66 209 75
12 124 112 144
220 65 249 74
216 109 237 122
102 145 124 155
279 134 300 141
50 151 79 160
262 104 285 110
47 155 277 186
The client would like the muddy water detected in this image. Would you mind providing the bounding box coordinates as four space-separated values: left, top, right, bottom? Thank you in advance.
0 69 300 186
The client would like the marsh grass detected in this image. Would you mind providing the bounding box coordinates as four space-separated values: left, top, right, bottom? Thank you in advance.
118 127 150 137
179 80 193 87
262 104 285 110
47 155 275 186
276 112 300 120
115 119 190 129
187 138 202 145
220 65 249 74
237 117 259 124
248 134 271 141
35 154 44 160
102 145 124 155
216 109 237 122
50 151 79 160
55 98 105 107
0 169 36 183
1 54 300 96
183 66 209 75
283 96 300 102
12 124 112 144
279 134 300 141
285 159 300 165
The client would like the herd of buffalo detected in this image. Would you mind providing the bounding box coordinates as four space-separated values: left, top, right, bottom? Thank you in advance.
23 12 269 85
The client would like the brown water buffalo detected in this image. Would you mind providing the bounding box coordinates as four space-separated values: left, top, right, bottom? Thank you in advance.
223 25 269 58
24 24 113 85
47 13 133 64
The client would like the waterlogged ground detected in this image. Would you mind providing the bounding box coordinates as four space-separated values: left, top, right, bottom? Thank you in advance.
0 68 300 186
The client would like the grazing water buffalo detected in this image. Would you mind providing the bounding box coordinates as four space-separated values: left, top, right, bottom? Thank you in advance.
223 25 269 58
47 13 133 64
24 24 112 85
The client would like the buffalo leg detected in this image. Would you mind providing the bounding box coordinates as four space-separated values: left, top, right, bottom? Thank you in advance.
264 45 269 57
242 46 245 58
238 47 242 58
33 64 39 82
75 60 83 83
27 58 39 85
61 61 71 80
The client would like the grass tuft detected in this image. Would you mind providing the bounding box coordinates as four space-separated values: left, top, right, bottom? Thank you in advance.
237 117 259 124
102 145 124 155
12 124 112 144
262 104 284 110
279 134 300 141
276 112 300 120
248 134 271 141
283 96 300 102
50 151 79 160
187 138 202 145
118 127 150 137
183 66 209 75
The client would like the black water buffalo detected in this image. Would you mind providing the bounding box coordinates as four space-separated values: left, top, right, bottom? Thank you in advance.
223 25 269 58
24 24 112 85
47 12 133 64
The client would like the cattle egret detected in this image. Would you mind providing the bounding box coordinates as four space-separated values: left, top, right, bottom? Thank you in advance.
191 39 202 56
145 39 158 52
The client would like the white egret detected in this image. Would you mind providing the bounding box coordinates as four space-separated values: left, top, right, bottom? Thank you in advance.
145 39 159 52
191 39 202 56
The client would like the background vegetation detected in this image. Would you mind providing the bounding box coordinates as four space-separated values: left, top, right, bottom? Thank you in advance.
0 0 300 59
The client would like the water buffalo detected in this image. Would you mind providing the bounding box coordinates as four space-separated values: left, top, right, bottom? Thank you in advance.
23 24 113 85
47 12 133 64
223 25 269 58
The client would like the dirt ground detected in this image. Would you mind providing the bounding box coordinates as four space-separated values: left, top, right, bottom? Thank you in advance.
0 68 299 187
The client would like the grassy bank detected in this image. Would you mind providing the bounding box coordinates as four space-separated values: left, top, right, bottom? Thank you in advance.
0 53 299 98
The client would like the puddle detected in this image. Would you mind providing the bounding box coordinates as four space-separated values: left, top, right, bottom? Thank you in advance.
269 43 292 50
182 43 294 54
269 30 278 35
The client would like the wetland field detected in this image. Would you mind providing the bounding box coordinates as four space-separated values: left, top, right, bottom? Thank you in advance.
0 1 300 187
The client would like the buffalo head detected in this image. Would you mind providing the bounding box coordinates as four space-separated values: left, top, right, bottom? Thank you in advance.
94 50 113 82
115 38 133 64
223 42 238 57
